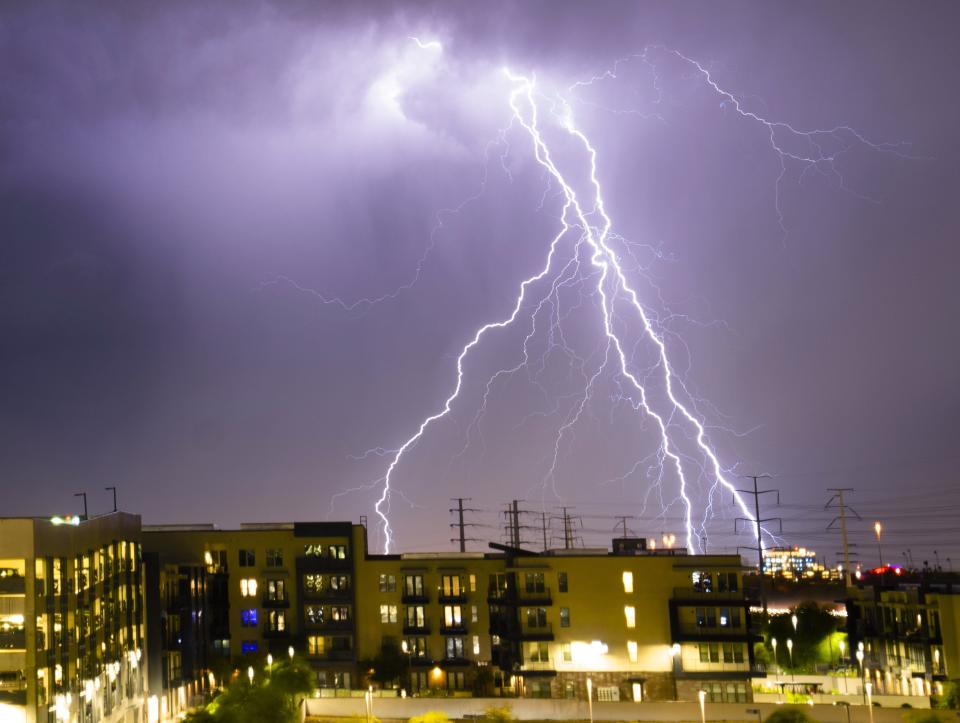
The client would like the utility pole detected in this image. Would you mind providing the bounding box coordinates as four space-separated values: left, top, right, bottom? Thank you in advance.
616 516 631 538
735 475 781 614
560 507 575 550
541 512 549 552
449 498 481 552
74 492 88 520
105 486 118 513
826 489 860 585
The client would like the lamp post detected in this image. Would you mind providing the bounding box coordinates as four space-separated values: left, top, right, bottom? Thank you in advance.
771 638 778 674
267 654 273 679
247 666 254 685
586 677 594 723
671 644 681 700
791 614 798 633
787 639 794 681
874 522 883 568
698 689 707 723
856 650 865 705
865 682 874 723
288 646 295 660
838 640 847 693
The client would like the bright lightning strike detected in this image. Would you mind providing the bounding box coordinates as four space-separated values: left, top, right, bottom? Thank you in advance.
307 45 905 554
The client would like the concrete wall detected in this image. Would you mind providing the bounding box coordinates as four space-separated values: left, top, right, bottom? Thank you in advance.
304 696 933 723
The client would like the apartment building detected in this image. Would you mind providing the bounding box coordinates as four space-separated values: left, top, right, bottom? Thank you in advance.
0 512 147 723
141 520 363 714
847 568 960 697
141 520 759 704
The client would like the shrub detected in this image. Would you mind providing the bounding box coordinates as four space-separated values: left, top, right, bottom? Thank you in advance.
483 707 515 723
763 707 817 723
409 712 452 723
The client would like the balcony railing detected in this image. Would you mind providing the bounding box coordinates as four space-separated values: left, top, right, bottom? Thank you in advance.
261 594 290 608
401 591 429 604
402 622 431 635
438 592 467 603
0 576 25 595
672 587 746 601
517 587 552 605
517 623 553 640
0 629 27 650
440 622 468 635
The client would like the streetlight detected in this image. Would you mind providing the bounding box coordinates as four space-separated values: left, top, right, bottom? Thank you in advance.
787 639 794 683
247 666 254 685
267 654 273 679
865 682 874 723
791 614 798 633
698 689 707 723
586 677 594 723
288 646 295 660
874 522 883 568
771 638 778 674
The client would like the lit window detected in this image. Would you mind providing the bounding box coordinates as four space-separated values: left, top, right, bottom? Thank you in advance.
471 606 479 623
622 571 634 593
560 607 570 628
240 578 258 597
624 605 636 628
627 640 638 663
380 604 398 624
469 574 477 592
472 635 481 656
241 609 258 627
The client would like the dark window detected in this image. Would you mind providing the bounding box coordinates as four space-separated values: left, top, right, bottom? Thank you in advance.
524 572 545 593
526 607 547 628
266 549 283 567
239 550 255 567
558 572 568 593
379 574 396 592
445 637 464 659
560 607 570 627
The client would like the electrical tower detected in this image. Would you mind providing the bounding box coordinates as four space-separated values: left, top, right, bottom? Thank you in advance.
826 488 860 585
449 498 482 552
735 475 781 614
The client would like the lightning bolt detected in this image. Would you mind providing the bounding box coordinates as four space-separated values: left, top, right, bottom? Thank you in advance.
313 45 907 554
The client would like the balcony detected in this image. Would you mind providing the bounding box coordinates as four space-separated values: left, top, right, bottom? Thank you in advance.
440 622 468 635
302 587 351 602
517 623 553 641
402 623 431 635
298 557 352 572
263 625 291 639
401 591 429 604
517 587 552 605
316 619 353 632
0 576 25 595
261 594 289 609
438 592 467 604
308 649 355 662
673 623 756 641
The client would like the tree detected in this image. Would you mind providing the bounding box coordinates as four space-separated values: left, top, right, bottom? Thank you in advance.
183 656 314 723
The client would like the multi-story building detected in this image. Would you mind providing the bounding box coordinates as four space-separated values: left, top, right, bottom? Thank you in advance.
142 520 363 714
142 521 760 705
847 568 960 698
0 512 147 723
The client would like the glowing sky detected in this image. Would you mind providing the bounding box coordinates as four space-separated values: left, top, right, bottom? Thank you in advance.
2 1 958 563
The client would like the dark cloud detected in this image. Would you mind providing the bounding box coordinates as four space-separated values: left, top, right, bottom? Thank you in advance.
1 1 958 561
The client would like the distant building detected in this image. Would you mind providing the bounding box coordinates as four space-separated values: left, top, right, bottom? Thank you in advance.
762 546 839 580
0 512 147 723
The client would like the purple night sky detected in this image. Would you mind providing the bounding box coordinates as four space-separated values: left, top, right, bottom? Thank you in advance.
2 1 958 565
